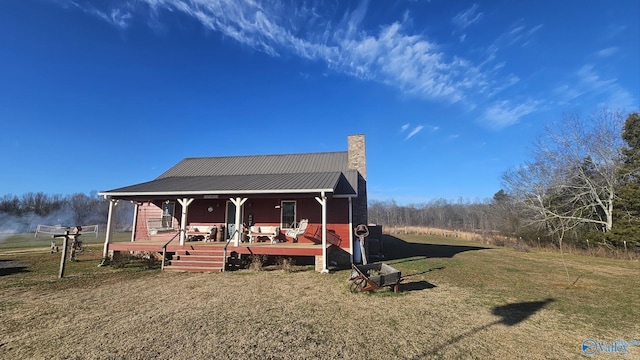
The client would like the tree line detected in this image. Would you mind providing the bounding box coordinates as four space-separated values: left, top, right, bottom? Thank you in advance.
371 109 640 250
501 109 639 249
0 192 132 232
368 199 499 232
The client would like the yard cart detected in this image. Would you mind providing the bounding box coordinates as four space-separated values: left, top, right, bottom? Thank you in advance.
349 262 402 293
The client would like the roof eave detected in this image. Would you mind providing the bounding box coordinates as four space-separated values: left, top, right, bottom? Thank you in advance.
333 193 358 198
99 188 336 198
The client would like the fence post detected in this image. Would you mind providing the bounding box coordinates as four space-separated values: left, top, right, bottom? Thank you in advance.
586 239 590 255
624 240 628 260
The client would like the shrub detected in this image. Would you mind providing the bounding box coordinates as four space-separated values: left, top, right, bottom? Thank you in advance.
247 254 267 271
275 257 296 272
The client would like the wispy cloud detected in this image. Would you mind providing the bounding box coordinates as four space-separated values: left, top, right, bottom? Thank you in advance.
601 24 628 41
486 21 543 56
576 64 636 109
452 4 483 29
400 123 424 139
64 0 524 109
63 0 133 29
596 47 618 58
405 125 424 140
553 64 636 109
481 99 542 129
577 64 616 88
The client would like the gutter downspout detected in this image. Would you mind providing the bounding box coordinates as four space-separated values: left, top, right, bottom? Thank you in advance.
348 196 353 264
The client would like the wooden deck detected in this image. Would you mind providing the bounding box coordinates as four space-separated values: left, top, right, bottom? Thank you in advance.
108 240 324 257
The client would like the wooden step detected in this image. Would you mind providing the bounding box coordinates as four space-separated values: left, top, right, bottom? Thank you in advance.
164 248 227 272
187 244 228 250
164 265 222 273
170 259 224 267
173 254 224 261
176 249 226 256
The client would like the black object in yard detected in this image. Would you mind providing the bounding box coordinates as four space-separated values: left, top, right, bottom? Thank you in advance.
349 262 402 293
354 224 369 264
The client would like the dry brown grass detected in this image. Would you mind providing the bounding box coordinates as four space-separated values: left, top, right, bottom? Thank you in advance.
387 226 483 241
1 236 639 359
387 226 639 260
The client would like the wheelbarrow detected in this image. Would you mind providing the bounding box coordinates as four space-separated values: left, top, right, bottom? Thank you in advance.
349 262 402 293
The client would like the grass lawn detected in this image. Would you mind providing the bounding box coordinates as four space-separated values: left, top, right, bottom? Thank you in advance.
0 233 638 359
0 231 131 252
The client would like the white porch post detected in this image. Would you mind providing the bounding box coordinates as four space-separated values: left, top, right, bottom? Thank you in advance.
178 198 195 246
130 202 139 242
231 197 247 246
102 198 118 260
348 196 353 264
315 191 328 273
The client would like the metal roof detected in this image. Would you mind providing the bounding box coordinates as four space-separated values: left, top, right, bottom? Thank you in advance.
100 151 359 198
157 152 350 178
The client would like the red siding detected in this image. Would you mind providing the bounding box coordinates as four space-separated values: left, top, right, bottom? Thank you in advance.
133 196 353 249
184 201 227 224
135 203 164 241
134 202 181 241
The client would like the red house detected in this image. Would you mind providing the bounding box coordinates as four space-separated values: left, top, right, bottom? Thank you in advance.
99 135 368 272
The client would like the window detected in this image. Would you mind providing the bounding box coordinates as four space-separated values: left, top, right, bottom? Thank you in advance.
281 201 296 229
161 202 175 229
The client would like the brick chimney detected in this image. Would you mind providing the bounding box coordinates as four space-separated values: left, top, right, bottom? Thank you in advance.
348 134 366 179
348 134 368 225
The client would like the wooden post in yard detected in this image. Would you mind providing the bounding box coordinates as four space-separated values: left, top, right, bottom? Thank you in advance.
54 227 81 279
55 229 70 279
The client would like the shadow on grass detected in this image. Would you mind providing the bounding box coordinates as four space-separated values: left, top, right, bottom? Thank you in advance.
492 298 556 326
425 298 555 356
0 259 30 276
400 280 436 292
381 235 490 263
358 235 489 294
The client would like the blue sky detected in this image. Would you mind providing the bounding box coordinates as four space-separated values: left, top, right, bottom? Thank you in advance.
0 0 638 204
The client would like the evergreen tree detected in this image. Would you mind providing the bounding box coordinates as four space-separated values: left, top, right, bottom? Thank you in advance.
611 112 640 245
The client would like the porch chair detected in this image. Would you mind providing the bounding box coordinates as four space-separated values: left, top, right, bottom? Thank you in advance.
285 219 308 242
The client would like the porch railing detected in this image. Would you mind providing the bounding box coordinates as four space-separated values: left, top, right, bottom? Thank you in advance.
161 231 181 270
222 229 239 272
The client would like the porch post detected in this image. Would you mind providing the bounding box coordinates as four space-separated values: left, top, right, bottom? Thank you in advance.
348 196 353 264
102 198 118 260
130 202 139 242
231 197 247 246
315 191 328 273
177 198 194 245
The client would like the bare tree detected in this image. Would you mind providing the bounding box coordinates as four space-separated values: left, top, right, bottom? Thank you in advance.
502 109 626 239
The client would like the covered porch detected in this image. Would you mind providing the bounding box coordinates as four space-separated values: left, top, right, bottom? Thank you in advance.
100 191 356 273
107 238 332 272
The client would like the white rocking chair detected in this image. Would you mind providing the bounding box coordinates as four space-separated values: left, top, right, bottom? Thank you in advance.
285 219 308 242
